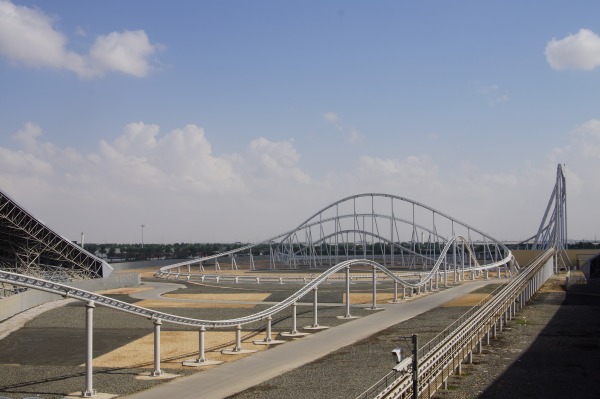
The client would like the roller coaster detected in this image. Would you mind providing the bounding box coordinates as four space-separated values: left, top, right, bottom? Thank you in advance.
156 192 515 287
0 164 569 398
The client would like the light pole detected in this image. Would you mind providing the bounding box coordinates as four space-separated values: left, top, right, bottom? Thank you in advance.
141 224 145 249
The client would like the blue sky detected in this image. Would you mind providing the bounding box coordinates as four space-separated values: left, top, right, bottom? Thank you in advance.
1 0 599 243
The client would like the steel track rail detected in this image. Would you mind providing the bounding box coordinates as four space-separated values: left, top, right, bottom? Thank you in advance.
159 235 513 290
0 240 514 329
0 243 499 329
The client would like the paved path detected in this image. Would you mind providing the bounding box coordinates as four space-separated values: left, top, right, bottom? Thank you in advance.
124 280 499 399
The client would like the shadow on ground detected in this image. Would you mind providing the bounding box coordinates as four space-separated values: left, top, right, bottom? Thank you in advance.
478 282 600 399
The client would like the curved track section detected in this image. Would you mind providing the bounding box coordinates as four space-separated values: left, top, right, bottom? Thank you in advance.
158 193 513 280
0 238 511 329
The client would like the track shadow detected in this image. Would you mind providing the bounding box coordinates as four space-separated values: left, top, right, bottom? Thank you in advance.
478 284 600 399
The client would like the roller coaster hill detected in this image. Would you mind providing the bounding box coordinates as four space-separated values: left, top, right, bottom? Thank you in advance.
0 164 576 299
154 164 571 282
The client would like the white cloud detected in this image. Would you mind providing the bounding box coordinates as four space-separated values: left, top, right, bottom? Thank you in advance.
355 155 441 194
476 84 509 106
347 129 363 143
545 28 600 71
0 0 160 78
90 30 158 78
569 119 600 158
2 119 600 243
322 111 364 143
247 137 310 184
322 111 340 125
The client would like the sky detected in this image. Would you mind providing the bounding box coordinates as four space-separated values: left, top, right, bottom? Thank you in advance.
1 0 599 244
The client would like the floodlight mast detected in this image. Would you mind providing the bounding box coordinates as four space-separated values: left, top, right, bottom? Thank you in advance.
141 224 145 249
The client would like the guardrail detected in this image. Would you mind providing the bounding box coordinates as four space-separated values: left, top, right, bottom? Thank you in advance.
358 248 555 399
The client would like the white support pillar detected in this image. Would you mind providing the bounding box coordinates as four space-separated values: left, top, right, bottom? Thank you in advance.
371 266 378 310
292 302 298 333
254 316 286 345
222 325 258 354
183 326 223 366
313 287 319 326
304 287 329 330
234 324 242 351
83 301 96 397
152 319 162 377
281 301 310 337
345 267 351 316
393 281 399 303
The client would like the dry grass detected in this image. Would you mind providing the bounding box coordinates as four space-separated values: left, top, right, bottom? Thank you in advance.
131 292 271 309
538 274 566 293
97 287 154 295
163 293 270 301
441 293 490 307
343 292 396 304
91 331 268 369
133 300 258 309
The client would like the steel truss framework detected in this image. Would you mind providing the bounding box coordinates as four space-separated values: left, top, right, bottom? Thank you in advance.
531 164 568 251
159 193 514 282
0 189 110 297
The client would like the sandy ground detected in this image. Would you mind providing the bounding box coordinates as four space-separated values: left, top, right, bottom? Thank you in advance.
163 293 270 301
134 292 271 309
440 292 489 307
97 287 154 295
91 330 268 369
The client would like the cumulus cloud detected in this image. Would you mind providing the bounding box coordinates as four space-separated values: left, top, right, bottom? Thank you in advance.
0 122 324 242
0 0 160 78
2 119 600 243
569 119 600 157
545 28 600 71
89 30 158 78
322 111 364 143
247 137 310 184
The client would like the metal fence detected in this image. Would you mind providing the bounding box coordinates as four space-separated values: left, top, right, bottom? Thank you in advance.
357 248 555 399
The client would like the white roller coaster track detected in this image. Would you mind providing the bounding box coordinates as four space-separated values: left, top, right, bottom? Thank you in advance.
0 236 512 329
157 193 513 280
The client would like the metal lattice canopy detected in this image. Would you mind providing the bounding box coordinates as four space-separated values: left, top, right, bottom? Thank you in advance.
0 189 111 296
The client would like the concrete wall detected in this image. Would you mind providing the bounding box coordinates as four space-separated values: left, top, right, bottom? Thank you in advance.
0 272 140 322
109 259 187 271
512 249 600 270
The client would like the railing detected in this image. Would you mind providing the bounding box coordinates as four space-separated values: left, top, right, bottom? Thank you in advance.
357 248 555 399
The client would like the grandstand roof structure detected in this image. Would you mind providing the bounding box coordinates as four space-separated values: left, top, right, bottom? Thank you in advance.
0 189 111 296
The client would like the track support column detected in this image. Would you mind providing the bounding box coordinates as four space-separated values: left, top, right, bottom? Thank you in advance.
345 266 352 316
152 319 162 376
371 266 378 309
313 287 319 326
83 300 96 397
